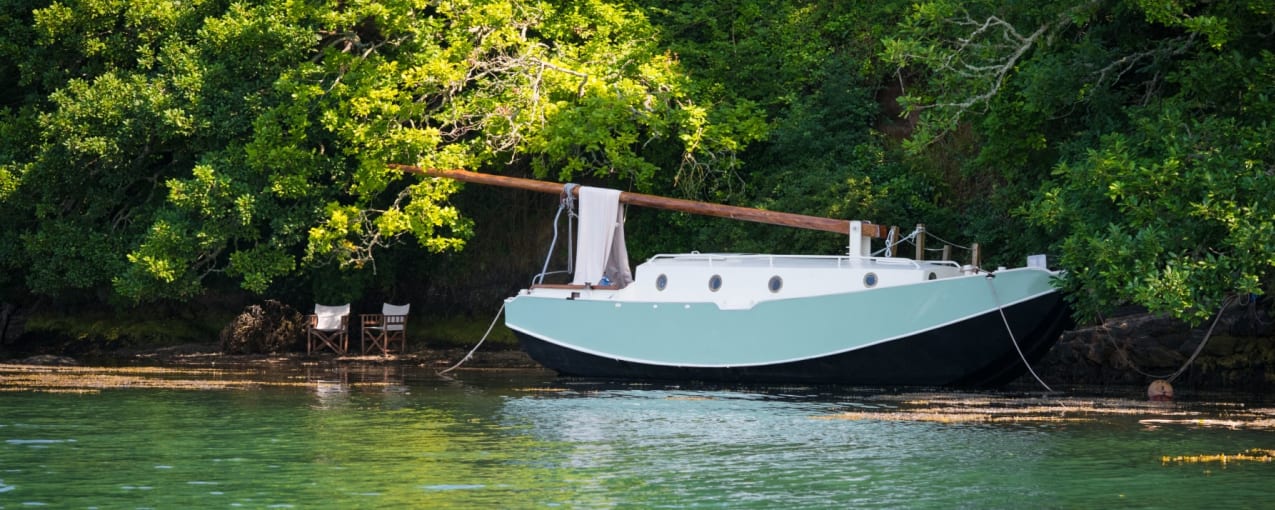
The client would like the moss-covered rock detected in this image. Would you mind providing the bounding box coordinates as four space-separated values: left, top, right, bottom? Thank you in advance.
1035 305 1275 392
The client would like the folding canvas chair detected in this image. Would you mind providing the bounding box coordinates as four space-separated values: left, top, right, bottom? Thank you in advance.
306 303 351 355
360 303 410 355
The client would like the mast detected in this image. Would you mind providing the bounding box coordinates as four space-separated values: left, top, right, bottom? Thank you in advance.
389 164 887 238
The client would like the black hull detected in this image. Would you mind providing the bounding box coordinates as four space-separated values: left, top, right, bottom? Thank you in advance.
515 291 1071 388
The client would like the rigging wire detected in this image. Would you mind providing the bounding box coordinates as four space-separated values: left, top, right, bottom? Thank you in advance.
449 185 581 375
923 231 972 252
534 183 577 285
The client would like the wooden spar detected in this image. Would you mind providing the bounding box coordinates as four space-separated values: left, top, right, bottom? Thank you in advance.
390 164 887 238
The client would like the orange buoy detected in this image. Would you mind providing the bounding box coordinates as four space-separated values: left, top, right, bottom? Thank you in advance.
1148 379 1174 401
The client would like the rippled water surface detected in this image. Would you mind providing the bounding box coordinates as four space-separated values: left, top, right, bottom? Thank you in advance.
1 364 1273 508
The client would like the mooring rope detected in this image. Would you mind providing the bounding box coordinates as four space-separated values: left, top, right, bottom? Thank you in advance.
1103 295 1236 383
985 274 1055 392
437 303 506 375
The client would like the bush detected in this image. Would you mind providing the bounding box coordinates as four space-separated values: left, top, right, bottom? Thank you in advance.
219 300 304 354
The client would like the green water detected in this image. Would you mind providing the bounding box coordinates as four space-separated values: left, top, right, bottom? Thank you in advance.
1 365 1273 509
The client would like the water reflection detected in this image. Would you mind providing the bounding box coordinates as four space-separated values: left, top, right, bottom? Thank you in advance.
492 380 1275 507
1 366 1273 508
305 364 413 409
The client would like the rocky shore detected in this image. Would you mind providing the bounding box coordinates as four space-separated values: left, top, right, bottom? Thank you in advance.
1032 304 1274 393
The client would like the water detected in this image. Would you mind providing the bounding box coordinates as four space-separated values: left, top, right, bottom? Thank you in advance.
1 364 1272 508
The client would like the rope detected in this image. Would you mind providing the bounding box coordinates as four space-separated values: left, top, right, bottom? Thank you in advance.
872 228 919 257
437 303 506 375
1102 295 1236 382
985 274 1055 392
924 231 972 252
870 226 967 257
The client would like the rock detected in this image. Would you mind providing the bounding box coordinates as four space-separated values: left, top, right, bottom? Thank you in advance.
1034 304 1275 391
1229 299 1274 337
15 354 77 366
1202 335 1239 357
1 302 27 344
1136 345 1183 372
220 301 305 354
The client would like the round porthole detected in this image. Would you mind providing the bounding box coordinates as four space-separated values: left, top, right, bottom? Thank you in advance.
656 274 668 291
863 272 878 288
928 272 937 281
768 275 783 293
708 274 723 292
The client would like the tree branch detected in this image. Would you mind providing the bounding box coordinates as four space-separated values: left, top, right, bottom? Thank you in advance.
916 16 1051 116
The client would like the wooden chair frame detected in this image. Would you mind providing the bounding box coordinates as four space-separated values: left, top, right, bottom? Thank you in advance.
307 304 350 355
361 303 409 355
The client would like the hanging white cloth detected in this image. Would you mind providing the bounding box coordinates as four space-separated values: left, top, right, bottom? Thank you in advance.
571 187 632 287
605 213 633 287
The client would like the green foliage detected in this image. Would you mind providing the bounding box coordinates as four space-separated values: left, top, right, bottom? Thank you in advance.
627 1 916 257
3 0 1270 333
1033 78 1275 323
418 314 517 348
0 0 751 304
892 0 1275 322
24 307 234 349
883 0 1079 152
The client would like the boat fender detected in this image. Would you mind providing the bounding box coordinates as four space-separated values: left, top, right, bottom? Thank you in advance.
1148 379 1174 401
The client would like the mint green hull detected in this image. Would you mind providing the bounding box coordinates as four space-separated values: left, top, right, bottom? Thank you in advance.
505 268 1060 369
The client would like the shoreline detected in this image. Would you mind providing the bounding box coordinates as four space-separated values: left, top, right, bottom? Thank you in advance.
5 318 1274 397
4 343 544 371
3 349 1273 404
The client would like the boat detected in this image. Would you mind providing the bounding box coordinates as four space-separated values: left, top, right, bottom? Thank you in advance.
393 165 1071 386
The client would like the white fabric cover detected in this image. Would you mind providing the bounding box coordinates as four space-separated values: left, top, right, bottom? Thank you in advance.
604 215 633 287
571 187 632 286
314 304 350 331
381 303 410 331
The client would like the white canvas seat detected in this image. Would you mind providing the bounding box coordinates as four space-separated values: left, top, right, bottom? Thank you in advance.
306 303 351 355
360 303 410 355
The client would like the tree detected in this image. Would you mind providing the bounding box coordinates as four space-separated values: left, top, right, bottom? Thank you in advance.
628 1 921 258
885 0 1275 323
0 0 760 303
